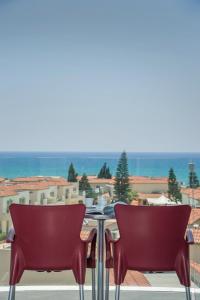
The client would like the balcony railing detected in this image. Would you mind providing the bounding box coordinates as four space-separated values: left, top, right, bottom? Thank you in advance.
0 153 200 299
0 220 200 299
0 287 200 300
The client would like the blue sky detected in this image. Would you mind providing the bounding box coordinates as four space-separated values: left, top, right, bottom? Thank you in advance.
0 0 200 152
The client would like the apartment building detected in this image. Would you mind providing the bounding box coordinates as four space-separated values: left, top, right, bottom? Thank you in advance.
0 188 30 234
0 176 80 234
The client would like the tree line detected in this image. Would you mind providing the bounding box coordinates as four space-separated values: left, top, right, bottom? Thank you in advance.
67 154 200 203
67 151 131 201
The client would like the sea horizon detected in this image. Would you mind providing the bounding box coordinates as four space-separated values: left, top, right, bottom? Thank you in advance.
1 151 200 153
0 151 200 185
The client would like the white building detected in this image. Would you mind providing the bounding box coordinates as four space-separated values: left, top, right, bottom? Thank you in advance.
0 177 81 235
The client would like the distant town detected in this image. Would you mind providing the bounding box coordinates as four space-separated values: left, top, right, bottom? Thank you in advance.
0 172 199 235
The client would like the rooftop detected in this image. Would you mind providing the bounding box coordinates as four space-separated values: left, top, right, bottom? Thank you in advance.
129 176 168 184
11 176 71 186
0 190 17 197
189 208 200 225
191 228 200 244
12 177 46 182
181 188 200 201
137 193 163 199
0 177 72 197
80 176 168 185
130 200 140 206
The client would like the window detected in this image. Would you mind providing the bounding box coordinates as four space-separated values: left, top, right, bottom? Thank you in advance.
50 191 54 197
40 193 46 205
40 193 45 201
6 199 13 213
65 189 69 199
19 197 26 204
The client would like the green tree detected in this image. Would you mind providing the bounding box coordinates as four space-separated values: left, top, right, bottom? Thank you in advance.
79 173 93 197
168 168 182 203
106 166 112 179
114 151 130 203
127 190 138 203
97 163 112 179
188 162 199 188
67 163 78 182
189 171 199 188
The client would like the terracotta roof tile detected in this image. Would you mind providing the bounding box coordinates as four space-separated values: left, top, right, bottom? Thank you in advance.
182 188 200 201
0 190 17 197
131 200 140 206
0 177 72 195
189 209 200 225
0 183 49 193
77 176 114 185
13 183 49 191
46 180 71 187
190 261 200 274
12 177 45 182
78 176 168 185
191 228 200 244
80 231 90 240
138 192 163 199
109 269 150 286
129 176 168 184
12 176 71 186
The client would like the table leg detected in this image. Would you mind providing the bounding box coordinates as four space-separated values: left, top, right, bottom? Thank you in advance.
97 219 105 300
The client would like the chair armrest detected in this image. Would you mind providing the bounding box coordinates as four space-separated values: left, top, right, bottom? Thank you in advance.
186 229 194 245
82 228 97 244
105 228 119 268
6 228 15 243
82 228 97 268
105 228 119 244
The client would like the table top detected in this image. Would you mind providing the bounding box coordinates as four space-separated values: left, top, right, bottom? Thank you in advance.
85 213 114 220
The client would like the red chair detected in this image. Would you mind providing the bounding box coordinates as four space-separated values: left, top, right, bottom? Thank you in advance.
7 204 97 300
105 204 193 300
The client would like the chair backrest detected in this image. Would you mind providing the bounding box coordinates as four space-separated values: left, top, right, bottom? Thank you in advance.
115 204 191 271
10 203 85 269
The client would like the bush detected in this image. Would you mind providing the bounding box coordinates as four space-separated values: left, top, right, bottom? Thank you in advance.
0 233 6 241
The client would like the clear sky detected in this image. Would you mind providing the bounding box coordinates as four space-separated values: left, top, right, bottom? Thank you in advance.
0 0 200 152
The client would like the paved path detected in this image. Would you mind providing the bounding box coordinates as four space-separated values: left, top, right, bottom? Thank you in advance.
1 290 199 300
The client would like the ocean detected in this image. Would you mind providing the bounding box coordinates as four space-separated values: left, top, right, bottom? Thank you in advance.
0 152 200 185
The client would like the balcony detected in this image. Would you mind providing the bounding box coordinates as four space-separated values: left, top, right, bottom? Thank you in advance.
0 288 199 300
0 219 200 300
0 154 200 299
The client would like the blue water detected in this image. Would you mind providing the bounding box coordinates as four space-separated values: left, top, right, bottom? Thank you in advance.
0 152 200 185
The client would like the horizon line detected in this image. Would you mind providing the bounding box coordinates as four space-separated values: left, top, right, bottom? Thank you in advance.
0 150 200 154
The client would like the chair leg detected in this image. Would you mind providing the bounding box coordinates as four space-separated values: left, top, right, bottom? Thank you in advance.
79 284 84 300
91 268 96 300
115 285 120 300
8 285 15 300
105 268 109 300
185 287 192 300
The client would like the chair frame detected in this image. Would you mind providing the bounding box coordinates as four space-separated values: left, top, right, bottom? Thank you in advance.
7 204 97 300
105 205 193 300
